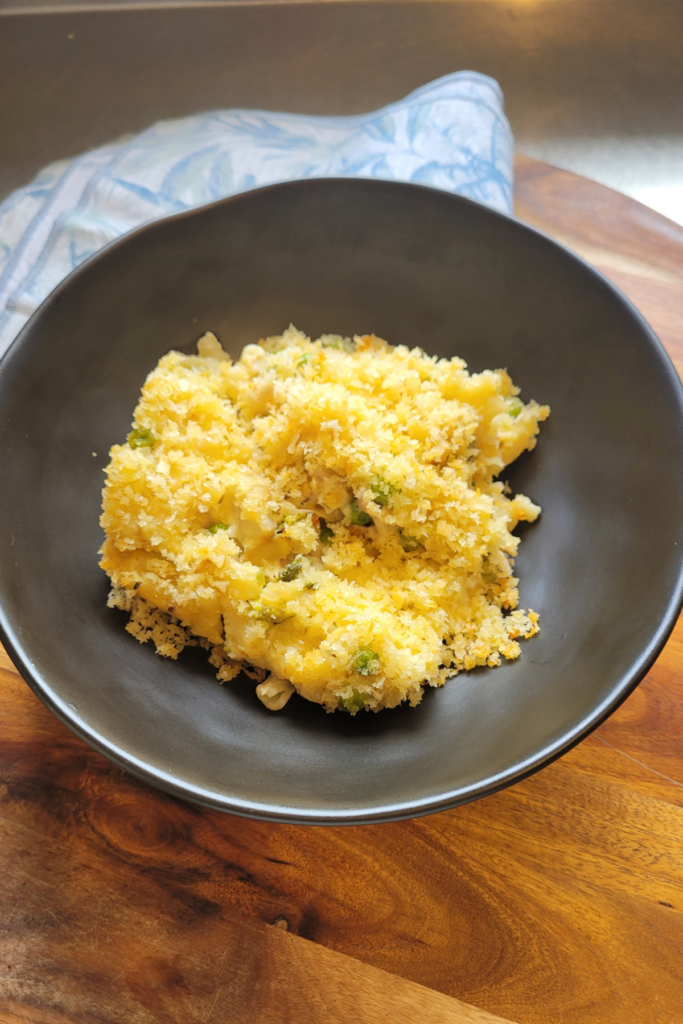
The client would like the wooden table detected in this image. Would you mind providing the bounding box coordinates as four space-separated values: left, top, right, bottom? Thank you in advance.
1 159 682 1024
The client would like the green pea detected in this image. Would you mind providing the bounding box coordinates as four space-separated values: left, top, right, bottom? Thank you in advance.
348 500 373 527
128 427 155 449
400 533 421 553
371 475 400 507
508 397 523 418
339 688 366 713
208 522 229 534
352 646 380 675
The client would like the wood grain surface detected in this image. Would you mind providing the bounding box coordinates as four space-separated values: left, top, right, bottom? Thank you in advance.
1 159 683 1024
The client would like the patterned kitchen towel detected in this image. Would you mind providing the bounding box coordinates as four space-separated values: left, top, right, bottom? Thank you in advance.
0 71 513 357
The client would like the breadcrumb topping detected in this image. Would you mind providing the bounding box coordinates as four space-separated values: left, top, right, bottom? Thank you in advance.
100 327 549 713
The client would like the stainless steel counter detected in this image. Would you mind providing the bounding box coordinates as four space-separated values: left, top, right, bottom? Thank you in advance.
1 0 682 224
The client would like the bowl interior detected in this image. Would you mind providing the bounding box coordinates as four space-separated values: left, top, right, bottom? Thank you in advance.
1 178 682 823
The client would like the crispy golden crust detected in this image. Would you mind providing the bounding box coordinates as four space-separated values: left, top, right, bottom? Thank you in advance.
100 327 549 713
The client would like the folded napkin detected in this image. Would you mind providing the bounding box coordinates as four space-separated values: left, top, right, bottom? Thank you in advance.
0 71 513 357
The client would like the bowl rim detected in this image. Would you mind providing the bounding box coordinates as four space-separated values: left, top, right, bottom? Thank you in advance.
1 175 683 825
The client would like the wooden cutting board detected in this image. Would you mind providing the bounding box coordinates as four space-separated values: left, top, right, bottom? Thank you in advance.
1 159 682 1024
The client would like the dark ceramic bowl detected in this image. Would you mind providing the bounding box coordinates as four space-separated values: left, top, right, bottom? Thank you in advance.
1 178 682 824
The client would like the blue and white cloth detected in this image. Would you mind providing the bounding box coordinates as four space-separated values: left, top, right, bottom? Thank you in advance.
0 71 513 357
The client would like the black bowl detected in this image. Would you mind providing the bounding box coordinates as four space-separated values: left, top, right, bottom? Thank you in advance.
1 178 682 824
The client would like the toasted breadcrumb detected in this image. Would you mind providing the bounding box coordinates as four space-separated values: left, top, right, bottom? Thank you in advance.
100 327 549 713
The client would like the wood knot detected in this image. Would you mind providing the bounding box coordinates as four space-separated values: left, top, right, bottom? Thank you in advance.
87 790 187 856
